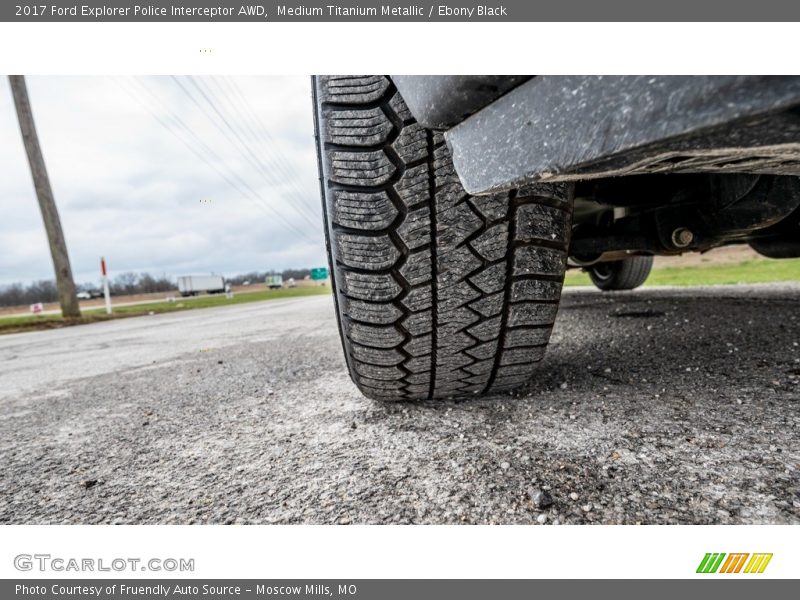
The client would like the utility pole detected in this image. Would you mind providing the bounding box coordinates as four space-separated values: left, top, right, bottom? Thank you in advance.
9 75 81 318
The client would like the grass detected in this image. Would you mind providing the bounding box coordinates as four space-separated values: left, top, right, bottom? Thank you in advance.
3 257 799 334
0 286 331 334
565 257 800 287
108 285 329 314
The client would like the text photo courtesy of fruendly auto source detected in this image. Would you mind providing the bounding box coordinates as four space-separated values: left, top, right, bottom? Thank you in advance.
0 75 798 525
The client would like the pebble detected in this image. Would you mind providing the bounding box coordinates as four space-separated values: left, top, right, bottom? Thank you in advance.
569 492 579 501
528 488 553 508
500 461 510 470
536 514 547 524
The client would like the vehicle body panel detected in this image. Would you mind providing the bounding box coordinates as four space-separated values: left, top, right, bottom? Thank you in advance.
394 75 800 195
392 75 528 129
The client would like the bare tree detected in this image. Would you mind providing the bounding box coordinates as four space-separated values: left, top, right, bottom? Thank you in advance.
9 75 80 318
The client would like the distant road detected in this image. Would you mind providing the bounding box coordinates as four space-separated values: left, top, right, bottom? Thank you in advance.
0 286 798 525
0 283 303 318
0 295 330 397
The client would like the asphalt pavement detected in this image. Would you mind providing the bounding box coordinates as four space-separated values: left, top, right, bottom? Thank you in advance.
0 285 798 524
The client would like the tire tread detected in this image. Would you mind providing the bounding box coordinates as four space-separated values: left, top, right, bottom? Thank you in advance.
315 75 572 400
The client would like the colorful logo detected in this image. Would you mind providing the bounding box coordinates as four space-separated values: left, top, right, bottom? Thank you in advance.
696 553 773 574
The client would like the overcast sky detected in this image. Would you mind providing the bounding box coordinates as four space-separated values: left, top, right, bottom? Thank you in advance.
0 76 326 287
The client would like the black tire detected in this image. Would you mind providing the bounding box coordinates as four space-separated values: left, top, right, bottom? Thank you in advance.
750 238 800 259
587 256 653 291
313 76 573 401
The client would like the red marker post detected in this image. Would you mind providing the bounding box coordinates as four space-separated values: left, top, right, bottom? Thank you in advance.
101 257 112 314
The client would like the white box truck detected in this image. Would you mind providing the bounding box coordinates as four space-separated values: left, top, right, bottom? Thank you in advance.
265 275 283 290
177 275 225 297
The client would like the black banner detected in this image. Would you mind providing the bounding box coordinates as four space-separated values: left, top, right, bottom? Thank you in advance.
3 0 800 22
3 580 799 599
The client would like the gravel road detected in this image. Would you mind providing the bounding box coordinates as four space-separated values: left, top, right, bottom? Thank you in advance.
0 285 798 524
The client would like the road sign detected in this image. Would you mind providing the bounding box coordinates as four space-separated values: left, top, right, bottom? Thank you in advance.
310 267 329 281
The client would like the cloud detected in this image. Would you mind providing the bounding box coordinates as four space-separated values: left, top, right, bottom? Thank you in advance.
0 75 327 286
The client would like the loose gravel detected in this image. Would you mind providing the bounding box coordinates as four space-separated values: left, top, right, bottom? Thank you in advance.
0 285 798 524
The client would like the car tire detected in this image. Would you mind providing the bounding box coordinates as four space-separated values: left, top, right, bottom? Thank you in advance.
313 75 573 400
587 256 653 291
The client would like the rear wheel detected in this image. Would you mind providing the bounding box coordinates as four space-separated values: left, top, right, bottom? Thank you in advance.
587 256 653 291
313 75 573 400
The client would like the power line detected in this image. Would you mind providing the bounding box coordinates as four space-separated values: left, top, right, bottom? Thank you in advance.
224 76 314 186
113 77 319 245
213 76 321 222
189 75 321 225
173 75 320 231
124 76 319 244
127 77 235 173
123 76 320 244
198 75 321 225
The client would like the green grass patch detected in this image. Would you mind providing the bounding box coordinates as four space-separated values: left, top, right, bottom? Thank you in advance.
0 285 331 334
108 285 330 314
0 313 126 333
565 258 800 287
